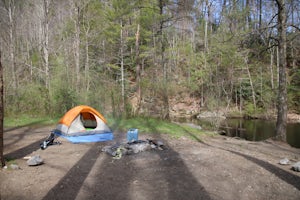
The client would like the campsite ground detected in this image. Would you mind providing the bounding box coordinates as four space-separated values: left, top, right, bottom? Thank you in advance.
1 125 300 200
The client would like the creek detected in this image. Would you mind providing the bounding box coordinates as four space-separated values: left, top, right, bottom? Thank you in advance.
194 118 300 148
220 119 300 148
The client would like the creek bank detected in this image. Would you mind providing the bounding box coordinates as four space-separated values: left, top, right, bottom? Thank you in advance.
173 109 300 124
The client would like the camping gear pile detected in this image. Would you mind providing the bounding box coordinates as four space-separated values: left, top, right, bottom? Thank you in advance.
102 139 166 159
40 132 61 150
102 128 166 159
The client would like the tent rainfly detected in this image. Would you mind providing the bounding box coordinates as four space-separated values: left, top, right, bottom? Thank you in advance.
53 105 113 143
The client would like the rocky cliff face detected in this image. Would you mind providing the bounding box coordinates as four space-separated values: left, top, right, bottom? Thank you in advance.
169 95 201 118
130 92 201 119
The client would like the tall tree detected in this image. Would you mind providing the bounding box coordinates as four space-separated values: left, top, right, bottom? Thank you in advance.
120 20 125 111
158 0 170 119
258 0 262 29
275 0 287 142
42 0 50 90
245 0 251 29
0 49 4 168
72 0 81 90
135 23 141 114
6 0 17 91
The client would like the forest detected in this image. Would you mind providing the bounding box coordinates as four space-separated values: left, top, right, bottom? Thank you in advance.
0 0 299 121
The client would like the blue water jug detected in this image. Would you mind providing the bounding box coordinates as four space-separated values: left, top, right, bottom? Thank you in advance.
127 128 138 142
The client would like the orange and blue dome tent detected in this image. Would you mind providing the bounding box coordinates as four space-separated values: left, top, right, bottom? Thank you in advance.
51 105 113 143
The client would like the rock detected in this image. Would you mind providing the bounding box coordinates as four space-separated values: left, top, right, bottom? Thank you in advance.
279 158 290 165
197 111 226 119
10 164 20 170
27 155 44 166
183 123 202 130
291 161 300 172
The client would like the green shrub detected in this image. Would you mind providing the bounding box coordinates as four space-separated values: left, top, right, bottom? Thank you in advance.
53 87 78 116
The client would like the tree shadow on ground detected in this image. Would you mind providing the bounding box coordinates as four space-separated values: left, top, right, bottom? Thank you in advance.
4 127 47 151
4 126 51 160
42 121 213 200
263 139 300 154
182 128 300 191
42 143 100 200
4 139 44 160
228 150 300 190
4 120 49 132
143 119 212 200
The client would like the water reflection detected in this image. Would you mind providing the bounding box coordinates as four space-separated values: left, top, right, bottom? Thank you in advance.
287 123 300 148
218 119 300 148
184 118 300 148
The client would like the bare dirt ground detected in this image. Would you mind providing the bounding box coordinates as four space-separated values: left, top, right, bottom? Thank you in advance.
1 125 300 200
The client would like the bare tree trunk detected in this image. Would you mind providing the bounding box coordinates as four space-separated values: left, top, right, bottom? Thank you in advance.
204 0 211 52
290 0 296 69
0 50 5 167
135 23 141 114
159 0 170 120
43 0 50 90
269 45 275 89
204 19 208 52
275 0 287 142
276 46 279 84
245 0 251 29
84 34 89 92
8 0 17 90
239 79 242 113
83 19 90 94
73 2 81 90
259 0 262 29
120 21 125 111
245 59 256 110
220 0 227 24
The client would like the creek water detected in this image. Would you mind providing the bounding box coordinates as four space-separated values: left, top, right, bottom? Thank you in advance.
219 119 300 148
193 118 300 148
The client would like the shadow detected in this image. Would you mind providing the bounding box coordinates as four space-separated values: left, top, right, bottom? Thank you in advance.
155 144 212 200
42 135 134 200
81 133 212 200
228 150 300 190
179 124 300 191
143 119 212 200
78 145 135 200
3 125 52 160
181 126 205 144
4 123 53 151
3 127 48 150
4 127 32 149
4 120 49 132
42 122 212 200
263 139 300 154
4 139 45 160
42 143 100 200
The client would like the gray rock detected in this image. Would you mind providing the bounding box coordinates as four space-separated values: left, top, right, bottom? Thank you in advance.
10 164 20 170
183 123 202 130
291 162 300 172
27 155 44 166
279 158 290 165
197 111 226 119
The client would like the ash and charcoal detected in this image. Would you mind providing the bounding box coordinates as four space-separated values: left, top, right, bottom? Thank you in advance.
102 139 166 159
